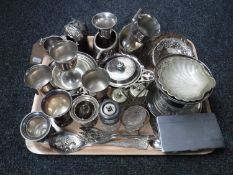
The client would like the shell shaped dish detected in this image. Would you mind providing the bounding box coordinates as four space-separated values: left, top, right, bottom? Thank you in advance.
157 55 216 102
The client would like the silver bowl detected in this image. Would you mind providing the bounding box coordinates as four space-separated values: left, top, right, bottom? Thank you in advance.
41 35 64 52
82 68 110 93
155 55 216 102
24 64 52 91
20 112 51 142
41 89 72 118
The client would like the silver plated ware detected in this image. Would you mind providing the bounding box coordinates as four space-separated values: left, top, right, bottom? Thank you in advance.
52 52 97 90
119 23 143 54
147 55 215 116
70 95 99 127
48 131 152 153
40 35 64 52
64 19 88 43
119 9 160 54
156 55 216 102
104 54 154 88
82 68 110 98
111 88 128 103
93 30 118 61
20 112 52 142
24 64 53 94
92 12 117 39
41 89 73 127
49 41 79 71
139 33 197 67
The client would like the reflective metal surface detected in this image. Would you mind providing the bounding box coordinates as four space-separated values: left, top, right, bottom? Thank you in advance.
70 95 99 126
52 52 97 90
49 41 78 71
93 30 118 61
82 68 110 93
104 54 141 87
40 35 64 52
64 19 88 42
20 112 51 141
119 23 143 53
147 83 202 116
92 12 117 39
24 64 52 90
140 33 197 67
41 89 72 118
111 88 128 103
154 55 216 102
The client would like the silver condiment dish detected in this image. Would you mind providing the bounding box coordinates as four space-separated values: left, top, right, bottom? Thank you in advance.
104 54 154 88
70 95 99 127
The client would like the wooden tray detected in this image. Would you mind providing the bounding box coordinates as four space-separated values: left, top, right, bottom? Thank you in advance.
25 37 214 155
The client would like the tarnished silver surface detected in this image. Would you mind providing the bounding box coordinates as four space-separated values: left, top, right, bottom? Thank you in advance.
111 88 128 103
147 83 202 116
152 38 195 66
52 52 97 90
49 132 86 153
48 130 153 153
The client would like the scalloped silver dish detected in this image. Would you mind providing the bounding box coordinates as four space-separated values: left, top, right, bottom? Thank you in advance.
157 55 216 102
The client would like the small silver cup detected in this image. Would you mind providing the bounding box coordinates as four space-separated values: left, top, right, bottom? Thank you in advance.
82 68 110 99
41 89 73 127
24 64 53 95
20 112 53 142
41 35 64 52
49 41 78 71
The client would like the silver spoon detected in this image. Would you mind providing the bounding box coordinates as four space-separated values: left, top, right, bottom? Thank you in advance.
49 130 156 153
